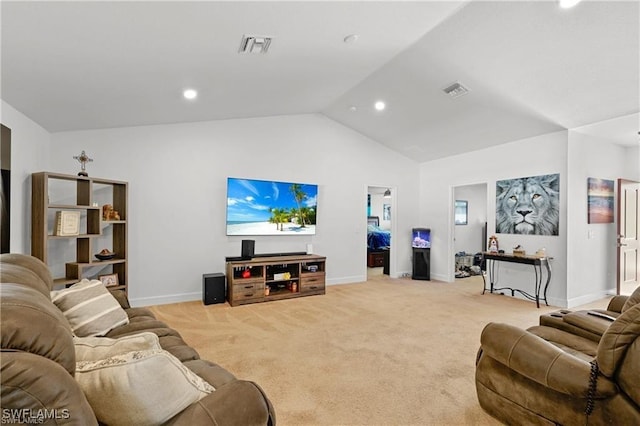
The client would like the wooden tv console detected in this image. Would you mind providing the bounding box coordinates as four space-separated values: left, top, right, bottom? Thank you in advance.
226 254 326 306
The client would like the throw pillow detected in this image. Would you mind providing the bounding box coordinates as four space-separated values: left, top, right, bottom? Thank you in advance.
75 348 215 425
74 332 161 362
51 279 129 337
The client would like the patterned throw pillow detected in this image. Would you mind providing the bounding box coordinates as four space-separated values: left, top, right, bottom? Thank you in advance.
75 349 215 425
74 332 161 362
51 279 129 337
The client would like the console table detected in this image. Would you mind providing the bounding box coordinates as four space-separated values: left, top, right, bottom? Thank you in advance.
482 252 552 308
226 254 325 306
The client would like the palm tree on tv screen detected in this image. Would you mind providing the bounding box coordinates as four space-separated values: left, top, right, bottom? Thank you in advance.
290 184 307 228
270 208 288 231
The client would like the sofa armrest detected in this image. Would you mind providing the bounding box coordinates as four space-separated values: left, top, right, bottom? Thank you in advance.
480 323 617 398
562 311 613 336
166 380 275 426
607 295 628 313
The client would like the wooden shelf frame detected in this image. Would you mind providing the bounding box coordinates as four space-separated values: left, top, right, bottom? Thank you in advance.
31 171 128 294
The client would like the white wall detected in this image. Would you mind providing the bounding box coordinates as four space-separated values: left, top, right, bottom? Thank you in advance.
419 131 569 306
567 129 638 305
49 114 420 306
0 101 51 253
453 183 487 255
624 146 640 181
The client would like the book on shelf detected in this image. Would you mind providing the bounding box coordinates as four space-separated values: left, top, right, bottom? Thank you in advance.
54 211 80 236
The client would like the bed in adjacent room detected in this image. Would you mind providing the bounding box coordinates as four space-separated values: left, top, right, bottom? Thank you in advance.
367 216 391 268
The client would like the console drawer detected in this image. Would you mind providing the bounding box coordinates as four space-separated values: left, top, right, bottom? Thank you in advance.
231 280 264 301
300 274 325 293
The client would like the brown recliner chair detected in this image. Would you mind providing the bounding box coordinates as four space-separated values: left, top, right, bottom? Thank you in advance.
476 301 640 424
1 253 276 425
538 286 640 343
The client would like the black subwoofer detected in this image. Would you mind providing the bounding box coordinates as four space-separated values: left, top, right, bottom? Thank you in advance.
203 273 226 305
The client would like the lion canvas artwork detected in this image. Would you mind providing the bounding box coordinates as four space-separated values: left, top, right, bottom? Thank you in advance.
496 174 560 236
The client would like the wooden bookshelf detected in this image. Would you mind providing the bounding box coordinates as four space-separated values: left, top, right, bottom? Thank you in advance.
31 172 128 294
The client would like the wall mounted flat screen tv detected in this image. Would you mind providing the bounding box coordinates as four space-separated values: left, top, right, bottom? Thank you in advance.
226 177 318 236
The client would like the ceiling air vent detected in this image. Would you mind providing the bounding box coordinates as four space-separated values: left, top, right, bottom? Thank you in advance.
239 35 273 54
442 81 470 99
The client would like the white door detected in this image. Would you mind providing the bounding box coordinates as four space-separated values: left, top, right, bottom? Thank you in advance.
617 179 640 295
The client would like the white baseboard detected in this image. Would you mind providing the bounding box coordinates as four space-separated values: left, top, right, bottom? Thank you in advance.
566 288 617 309
327 275 366 285
130 291 201 308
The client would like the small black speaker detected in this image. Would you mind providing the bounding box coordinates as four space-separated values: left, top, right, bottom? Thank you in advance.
203 273 226 305
241 239 255 260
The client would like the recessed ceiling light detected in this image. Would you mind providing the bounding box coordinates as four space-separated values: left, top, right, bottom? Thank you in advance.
183 89 197 100
349 106 358 112
559 0 582 9
344 34 359 44
374 101 386 111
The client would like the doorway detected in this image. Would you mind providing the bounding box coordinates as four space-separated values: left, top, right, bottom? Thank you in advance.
452 183 488 281
617 179 640 296
367 186 392 279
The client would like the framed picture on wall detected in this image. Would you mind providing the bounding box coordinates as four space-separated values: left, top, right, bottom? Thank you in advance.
455 200 468 225
495 174 559 235
383 204 391 220
587 178 614 224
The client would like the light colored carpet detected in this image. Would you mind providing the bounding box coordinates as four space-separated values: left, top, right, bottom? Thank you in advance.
149 275 610 425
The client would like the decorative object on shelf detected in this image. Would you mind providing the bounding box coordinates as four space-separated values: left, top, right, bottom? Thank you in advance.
264 287 270 296
54 211 81 236
513 245 525 256
273 272 291 281
241 269 251 278
102 204 120 220
536 248 547 258
488 235 499 253
73 150 93 177
95 249 116 261
99 273 119 287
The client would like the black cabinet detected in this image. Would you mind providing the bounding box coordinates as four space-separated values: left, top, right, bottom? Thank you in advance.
412 248 430 280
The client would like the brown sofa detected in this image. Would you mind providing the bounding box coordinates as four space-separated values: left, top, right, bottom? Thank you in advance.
1 253 276 425
476 289 640 425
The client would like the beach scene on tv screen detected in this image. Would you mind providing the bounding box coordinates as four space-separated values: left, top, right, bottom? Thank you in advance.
227 178 318 235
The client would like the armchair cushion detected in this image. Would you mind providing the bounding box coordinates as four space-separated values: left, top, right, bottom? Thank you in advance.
1 282 76 375
597 303 640 378
480 322 617 398
622 286 640 313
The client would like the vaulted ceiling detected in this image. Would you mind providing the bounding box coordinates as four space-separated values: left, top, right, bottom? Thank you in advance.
2 1 638 162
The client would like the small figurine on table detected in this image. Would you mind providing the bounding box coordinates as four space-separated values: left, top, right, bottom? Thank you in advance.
488 235 499 253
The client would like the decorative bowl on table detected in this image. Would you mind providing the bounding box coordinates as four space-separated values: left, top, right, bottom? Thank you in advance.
95 251 116 261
